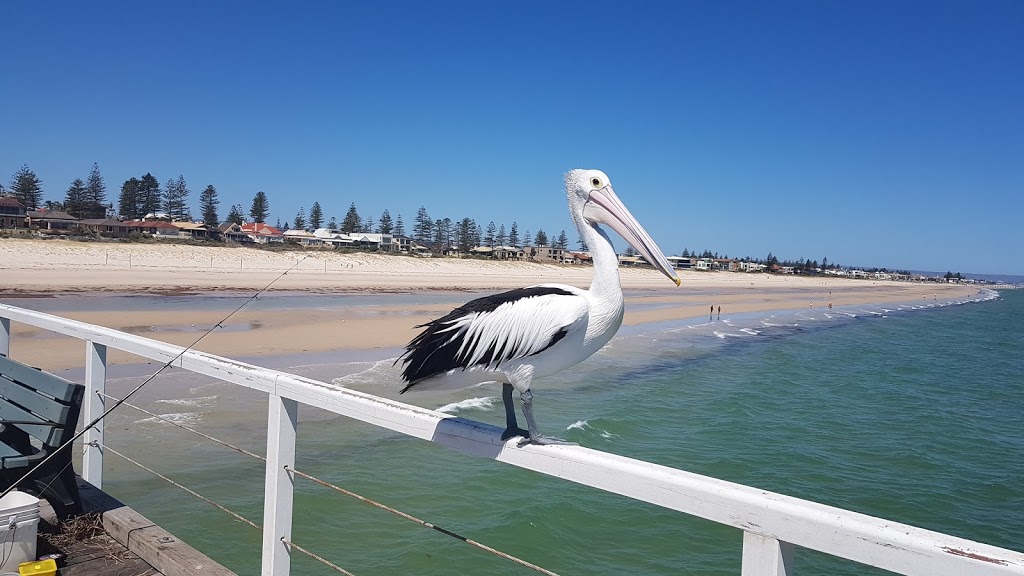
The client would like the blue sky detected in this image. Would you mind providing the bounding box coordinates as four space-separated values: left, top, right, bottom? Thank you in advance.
3 1 1021 275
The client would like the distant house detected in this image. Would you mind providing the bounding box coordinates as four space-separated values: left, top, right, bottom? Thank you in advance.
125 220 180 238
533 246 569 264
172 221 220 240
0 197 27 231
311 228 355 248
218 222 253 243
667 256 694 270
493 245 524 260
27 209 79 231
568 251 592 265
240 222 285 244
349 232 394 251
391 235 413 253
78 218 133 237
283 229 326 246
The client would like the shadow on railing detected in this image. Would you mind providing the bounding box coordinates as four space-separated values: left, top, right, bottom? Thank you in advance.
2 302 1023 576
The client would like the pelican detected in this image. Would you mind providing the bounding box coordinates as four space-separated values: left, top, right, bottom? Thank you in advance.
397 169 679 444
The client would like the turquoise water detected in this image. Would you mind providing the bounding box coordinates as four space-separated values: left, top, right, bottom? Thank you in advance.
72 289 1022 575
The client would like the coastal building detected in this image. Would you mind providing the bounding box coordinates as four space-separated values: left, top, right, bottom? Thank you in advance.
531 245 569 263
283 229 326 246
78 218 134 237
240 222 285 244
391 235 413 253
125 220 180 238
218 222 253 243
695 258 714 271
0 196 27 231
349 232 394 251
172 221 220 241
26 209 79 231
312 228 355 248
667 256 694 269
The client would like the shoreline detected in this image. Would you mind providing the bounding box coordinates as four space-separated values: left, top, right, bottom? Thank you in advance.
2 239 982 372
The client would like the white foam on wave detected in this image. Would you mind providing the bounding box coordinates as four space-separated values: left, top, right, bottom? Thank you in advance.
436 396 497 414
331 358 400 388
154 395 218 407
135 412 200 426
739 328 760 336
566 419 588 430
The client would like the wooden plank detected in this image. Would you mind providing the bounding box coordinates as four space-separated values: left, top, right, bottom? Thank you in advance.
0 354 78 402
0 374 71 423
0 398 64 446
78 479 237 576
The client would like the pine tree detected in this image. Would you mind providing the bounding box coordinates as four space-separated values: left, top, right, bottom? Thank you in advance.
394 214 405 236
377 209 393 233
64 179 88 217
413 206 431 243
309 202 323 230
328 216 338 229
84 163 107 218
199 185 220 226
362 215 375 234
9 165 43 210
250 191 270 223
577 235 589 251
496 224 507 246
523 229 531 246
457 218 474 253
118 178 141 219
556 230 568 250
139 173 161 217
294 207 307 231
227 204 245 225
534 229 548 246
473 220 482 248
485 221 496 247
342 202 361 234
508 222 519 247
163 176 190 220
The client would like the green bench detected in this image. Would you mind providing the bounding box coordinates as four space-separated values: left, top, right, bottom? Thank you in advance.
0 354 84 518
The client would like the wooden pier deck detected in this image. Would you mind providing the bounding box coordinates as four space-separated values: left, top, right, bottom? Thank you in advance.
31 477 235 576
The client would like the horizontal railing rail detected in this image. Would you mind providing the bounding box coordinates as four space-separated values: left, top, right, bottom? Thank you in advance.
1 302 1022 576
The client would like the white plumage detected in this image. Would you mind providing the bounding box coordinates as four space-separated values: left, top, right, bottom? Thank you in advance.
398 169 679 444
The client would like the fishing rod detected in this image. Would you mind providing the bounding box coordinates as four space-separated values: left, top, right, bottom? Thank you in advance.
0 255 309 502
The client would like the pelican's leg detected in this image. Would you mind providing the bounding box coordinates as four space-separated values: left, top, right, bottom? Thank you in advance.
500 383 529 441
518 389 576 446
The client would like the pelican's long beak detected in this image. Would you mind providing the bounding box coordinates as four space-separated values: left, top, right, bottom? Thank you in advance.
587 186 681 286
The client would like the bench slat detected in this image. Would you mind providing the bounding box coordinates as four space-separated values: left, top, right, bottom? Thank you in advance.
0 355 78 402
0 402 64 446
0 373 71 424
0 441 30 469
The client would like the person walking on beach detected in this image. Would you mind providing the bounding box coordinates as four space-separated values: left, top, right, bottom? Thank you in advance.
710 305 714 321
717 305 721 319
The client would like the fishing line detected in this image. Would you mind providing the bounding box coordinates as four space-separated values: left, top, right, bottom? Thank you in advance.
0 255 308 502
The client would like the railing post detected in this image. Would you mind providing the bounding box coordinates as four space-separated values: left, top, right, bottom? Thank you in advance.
741 531 794 576
262 394 297 576
0 316 10 357
82 340 107 487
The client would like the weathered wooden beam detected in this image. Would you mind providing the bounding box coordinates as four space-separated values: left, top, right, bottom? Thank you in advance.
78 479 236 576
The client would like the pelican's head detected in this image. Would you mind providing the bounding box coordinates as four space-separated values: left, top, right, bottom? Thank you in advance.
565 169 680 286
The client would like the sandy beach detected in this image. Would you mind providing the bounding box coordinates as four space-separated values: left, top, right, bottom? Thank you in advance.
1 239 979 371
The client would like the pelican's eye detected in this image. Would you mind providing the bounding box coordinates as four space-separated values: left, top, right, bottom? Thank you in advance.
590 177 602 188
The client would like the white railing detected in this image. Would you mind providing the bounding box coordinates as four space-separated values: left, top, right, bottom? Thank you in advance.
1 302 1022 576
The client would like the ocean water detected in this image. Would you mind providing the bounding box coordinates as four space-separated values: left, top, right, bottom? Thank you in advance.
54 288 1023 575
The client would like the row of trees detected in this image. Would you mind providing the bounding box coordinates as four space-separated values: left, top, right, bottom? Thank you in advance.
6 164 577 250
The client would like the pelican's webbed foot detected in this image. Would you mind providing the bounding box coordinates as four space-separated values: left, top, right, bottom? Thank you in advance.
518 435 577 447
517 388 578 447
